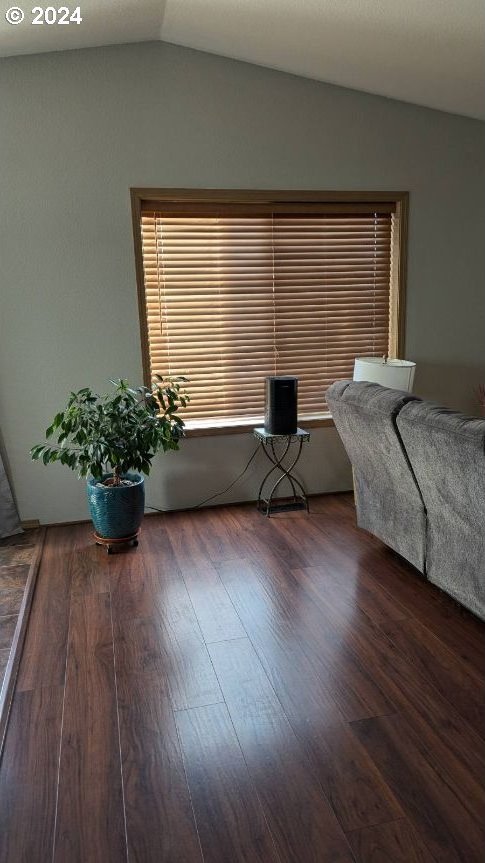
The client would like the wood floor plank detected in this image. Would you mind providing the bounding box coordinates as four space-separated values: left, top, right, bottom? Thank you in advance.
114 605 223 711
109 520 185 622
291 559 485 813
165 510 226 569
181 559 247 644
346 818 436 863
209 637 355 863
226 506 305 570
217 554 396 723
109 548 168 621
389 704 485 827
140 529 226 709
312 501 485 676
70 523 110 595
16 526 73 691
216 557 402 832
272 516 345 569
0 685 64 863
363 633 485 826
165 519 245 644
377 616 485 739
366 629 485 813
295 559 409 625
368 561 485 675
176 701 281 863
54 592 126 863
351 713 485 863
117 670 203 863
112 523 224 710
290 557 485 813
165 515 246 644
113 614 169 675
190 507 243 563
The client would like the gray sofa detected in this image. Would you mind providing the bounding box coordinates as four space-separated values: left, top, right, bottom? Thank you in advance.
327 380 485 621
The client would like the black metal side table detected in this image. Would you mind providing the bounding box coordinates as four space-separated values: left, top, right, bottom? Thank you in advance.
254 427 310 516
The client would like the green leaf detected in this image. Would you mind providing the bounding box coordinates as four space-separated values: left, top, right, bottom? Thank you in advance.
31 377 189 479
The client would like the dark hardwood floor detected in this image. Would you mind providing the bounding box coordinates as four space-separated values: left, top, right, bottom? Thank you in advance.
0 493 484 862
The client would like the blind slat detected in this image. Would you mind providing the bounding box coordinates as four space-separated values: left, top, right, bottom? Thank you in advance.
140 208 393 422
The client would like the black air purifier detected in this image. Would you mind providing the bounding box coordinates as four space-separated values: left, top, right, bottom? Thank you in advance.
265 376 298 435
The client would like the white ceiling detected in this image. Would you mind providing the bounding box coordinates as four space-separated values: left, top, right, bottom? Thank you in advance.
1 0 483 119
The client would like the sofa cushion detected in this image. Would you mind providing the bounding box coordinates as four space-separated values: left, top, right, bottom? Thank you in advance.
327 380 426 571
397 401 485 620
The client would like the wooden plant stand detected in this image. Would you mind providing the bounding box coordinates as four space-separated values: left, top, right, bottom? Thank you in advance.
94 531 139 554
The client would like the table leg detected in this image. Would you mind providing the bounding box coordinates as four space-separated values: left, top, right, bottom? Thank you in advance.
257 437 309 515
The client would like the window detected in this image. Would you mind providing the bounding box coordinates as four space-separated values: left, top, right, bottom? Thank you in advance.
132 190 407 434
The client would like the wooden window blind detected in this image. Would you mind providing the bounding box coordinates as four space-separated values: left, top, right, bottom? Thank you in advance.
134 192 405 431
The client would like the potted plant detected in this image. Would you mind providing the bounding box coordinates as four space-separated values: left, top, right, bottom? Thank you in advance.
31 377 189 551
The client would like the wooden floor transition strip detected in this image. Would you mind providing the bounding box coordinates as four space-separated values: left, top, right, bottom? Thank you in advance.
0 529 46 757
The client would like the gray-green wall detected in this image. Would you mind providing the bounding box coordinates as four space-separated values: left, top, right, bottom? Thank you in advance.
1 42 484 523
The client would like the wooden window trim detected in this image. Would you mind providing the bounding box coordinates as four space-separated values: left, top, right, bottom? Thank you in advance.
131 189 408 437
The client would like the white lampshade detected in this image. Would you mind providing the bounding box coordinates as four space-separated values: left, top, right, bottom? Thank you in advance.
353 357 416 392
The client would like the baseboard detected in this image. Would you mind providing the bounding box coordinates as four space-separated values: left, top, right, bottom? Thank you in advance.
21 489 355 528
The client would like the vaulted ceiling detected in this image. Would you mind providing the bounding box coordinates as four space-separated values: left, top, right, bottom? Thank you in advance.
1 0 483 118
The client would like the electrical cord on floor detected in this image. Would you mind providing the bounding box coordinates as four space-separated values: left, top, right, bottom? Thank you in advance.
146 444 262 513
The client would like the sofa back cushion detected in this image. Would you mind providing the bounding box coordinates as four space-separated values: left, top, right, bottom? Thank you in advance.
397 401 485 619
327 380 426 571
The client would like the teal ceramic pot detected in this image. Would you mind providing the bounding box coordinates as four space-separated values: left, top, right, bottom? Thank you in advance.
86 473 145 538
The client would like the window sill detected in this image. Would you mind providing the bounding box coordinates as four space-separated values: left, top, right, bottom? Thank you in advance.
183 415 335 438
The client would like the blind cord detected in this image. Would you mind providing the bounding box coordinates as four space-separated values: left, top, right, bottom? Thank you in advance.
146 444 261 513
